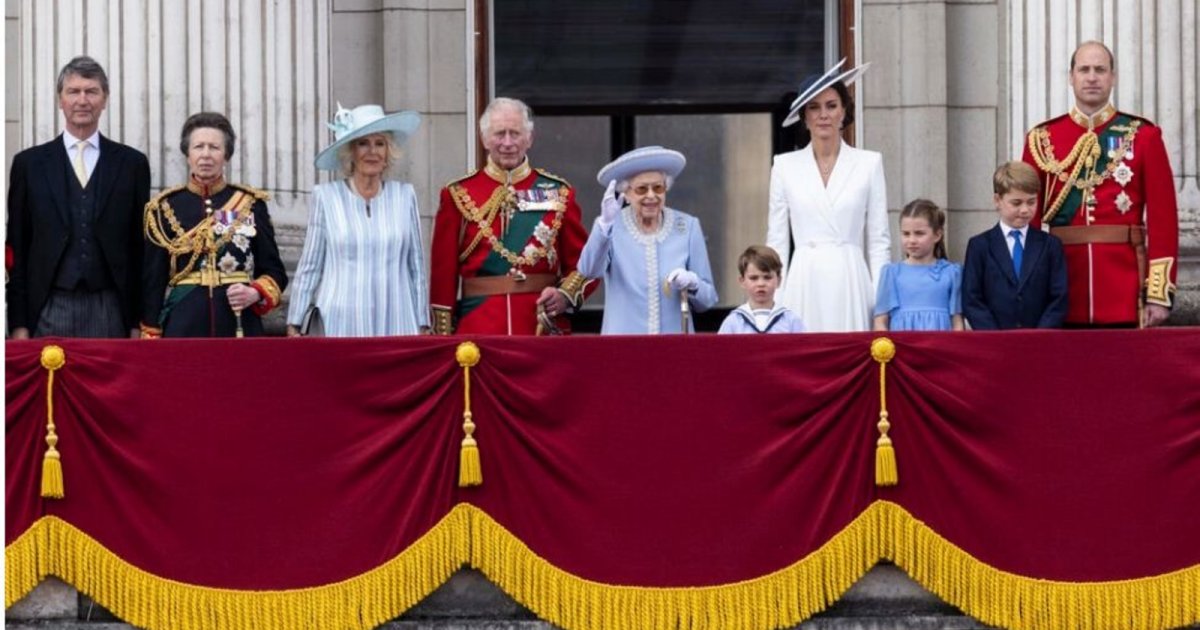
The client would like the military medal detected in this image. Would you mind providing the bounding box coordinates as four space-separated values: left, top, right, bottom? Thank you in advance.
516 188 562 212
1116 191 1132 214
1105 135 1122 160
1113 163 1133 187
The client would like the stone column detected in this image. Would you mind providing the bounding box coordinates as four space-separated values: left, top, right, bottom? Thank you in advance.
862 0 950 210
1006 0 1200 322
8 0 332 227
862 0 1009 262
326 0 471 272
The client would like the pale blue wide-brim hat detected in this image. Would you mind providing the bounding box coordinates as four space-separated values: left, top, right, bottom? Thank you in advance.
596 146 687 187
782 58 870 127
314 103 422 171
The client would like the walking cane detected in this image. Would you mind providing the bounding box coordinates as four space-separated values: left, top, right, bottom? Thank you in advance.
664 278 692 334
680 292 691 334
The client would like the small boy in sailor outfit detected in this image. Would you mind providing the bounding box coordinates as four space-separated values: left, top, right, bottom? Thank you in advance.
719 246 807 334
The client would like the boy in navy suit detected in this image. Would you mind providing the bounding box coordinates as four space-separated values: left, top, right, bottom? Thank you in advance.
962 162 1068 329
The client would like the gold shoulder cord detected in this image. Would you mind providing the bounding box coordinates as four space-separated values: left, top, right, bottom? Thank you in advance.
144 190 257 285
1027 127 1099 223
450 184 508 263
1028 121 1141 224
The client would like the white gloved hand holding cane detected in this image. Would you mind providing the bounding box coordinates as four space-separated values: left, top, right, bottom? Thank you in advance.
666 268 700 292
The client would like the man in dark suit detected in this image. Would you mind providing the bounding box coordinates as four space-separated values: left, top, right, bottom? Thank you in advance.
7 56 150 338
962 161 1068 330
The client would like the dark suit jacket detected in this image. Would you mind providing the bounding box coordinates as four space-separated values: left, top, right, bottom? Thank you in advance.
6 134 150 332
962 224 1068 330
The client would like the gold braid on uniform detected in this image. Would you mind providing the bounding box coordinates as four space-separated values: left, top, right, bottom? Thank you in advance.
1026 128 1100 224
431 306 454 336
143 186 258 286
448 184 564 268
450 184 509 262
557 271 589 308
1145 258 1176 308
1027 121 1141 224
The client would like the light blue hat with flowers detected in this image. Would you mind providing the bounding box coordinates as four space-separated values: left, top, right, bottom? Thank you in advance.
596 146 687 187
314 103 421 171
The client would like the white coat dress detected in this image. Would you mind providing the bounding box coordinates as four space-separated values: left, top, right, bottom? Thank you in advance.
766 142 890 332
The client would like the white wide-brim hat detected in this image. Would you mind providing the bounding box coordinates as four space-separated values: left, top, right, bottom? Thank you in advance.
596 146 687 187
782 58 871 127
314 103 422 171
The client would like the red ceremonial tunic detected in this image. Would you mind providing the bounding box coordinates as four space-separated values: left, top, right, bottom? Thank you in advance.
1023 105 1179 325
429 158 590 335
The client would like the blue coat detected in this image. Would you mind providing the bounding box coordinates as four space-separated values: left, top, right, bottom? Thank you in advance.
961 224 1068 330
577 207 717 334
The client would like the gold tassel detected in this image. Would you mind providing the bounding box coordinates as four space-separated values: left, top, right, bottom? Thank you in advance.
870 338 898 486
456 342 482 487
40 345 67 499
875 435 897 486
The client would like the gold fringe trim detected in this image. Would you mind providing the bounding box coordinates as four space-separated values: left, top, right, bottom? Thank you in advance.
5 508 470 629
467 503 881 630
7 503 1200 630
467 502 1200 630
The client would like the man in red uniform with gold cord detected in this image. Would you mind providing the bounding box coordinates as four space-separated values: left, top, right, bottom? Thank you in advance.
430 97 590 335
1023 41 1179 327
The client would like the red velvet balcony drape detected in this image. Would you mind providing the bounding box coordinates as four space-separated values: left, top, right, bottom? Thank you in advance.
6 331 1200 630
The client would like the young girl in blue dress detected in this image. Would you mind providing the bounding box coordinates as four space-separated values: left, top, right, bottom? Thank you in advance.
873 199 963 331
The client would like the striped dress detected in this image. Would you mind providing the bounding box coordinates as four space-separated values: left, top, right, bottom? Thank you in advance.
287 180 429 336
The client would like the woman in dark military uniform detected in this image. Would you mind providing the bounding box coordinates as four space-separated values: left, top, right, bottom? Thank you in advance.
141 112 288 338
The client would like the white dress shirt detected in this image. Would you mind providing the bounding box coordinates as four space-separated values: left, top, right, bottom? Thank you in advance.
63 129 101 181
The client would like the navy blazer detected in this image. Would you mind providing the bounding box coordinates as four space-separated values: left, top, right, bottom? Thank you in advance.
6 134 151 332
961 224 1068 330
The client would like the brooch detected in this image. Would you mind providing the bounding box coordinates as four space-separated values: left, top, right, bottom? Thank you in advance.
1113 163 1133 187
1115 191 1132 214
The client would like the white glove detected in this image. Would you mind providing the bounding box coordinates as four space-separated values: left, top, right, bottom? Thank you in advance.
666 268 700 292
598 180 623 228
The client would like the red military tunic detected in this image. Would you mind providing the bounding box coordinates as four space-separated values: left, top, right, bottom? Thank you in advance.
429 158 590 335
1023 105 1178 325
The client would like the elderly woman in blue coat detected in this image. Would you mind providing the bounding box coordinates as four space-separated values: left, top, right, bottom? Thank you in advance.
577 146 718 334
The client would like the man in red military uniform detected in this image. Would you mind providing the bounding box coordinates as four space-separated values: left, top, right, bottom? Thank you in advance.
430 97 590 335
1023 41 1179 327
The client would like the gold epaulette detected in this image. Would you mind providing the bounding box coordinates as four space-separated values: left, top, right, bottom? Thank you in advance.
1121 112 1156 129
229 183 271 202
535 168 572 188
1030 113 1070 133
443 169 481 190
144 185 188 214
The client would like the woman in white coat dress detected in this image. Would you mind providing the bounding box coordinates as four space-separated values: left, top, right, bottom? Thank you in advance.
766 61 890 332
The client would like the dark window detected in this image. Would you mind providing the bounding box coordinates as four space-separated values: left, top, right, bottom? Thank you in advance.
496 1 827 110
494 0 832 321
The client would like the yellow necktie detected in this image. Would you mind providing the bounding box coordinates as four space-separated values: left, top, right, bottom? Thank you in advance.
73 140 88 186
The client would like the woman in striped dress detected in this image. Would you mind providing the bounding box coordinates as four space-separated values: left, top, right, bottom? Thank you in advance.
286 104 428 337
